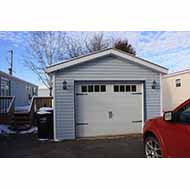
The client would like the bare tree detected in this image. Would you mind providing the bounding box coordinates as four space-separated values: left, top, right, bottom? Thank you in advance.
64 33 88 58
85 32 110 52
74 32 136 55
23 32 136 96
64 32 110 58
23 32 66 95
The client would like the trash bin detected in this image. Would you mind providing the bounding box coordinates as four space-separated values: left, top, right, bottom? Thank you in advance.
37 108 53 140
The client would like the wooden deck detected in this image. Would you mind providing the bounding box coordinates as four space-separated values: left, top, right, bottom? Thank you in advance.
0 96 53 130
0 96 15 125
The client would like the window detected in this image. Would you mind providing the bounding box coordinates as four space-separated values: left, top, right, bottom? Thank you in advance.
175 103 190 123
26 85 38 100
120 85 125 92
32 87 34 96
26 85 32 100
176 79 181 87
101 85 106 92
131 85 136 92
95 85 100 92
35 87 38 95
81 86 87 93
114 84 137 92
114 85 119 92
126 85 130 92
32 87 37 96
1 78 10 96
81 85 106 93
88 85 93 92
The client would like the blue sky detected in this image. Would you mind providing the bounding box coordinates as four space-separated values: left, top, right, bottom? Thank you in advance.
1 31 190 87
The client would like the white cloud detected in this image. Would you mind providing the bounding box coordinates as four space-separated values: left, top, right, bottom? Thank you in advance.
148 48 190 72
120 31 190 72
134 32 190 57
1 31 190 72
0 32 24 46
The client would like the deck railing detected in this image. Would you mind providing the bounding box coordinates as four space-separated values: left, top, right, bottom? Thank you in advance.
29 96 53 113
0 96 15 124
0 96 53 126
27 96 53 126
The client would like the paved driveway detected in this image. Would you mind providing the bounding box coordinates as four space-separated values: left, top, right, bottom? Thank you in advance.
0 134 144 158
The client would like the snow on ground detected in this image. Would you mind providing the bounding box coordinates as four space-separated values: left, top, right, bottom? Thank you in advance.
39 107 53 112
19 127 37 134
37 107 53 115
15 105 30 112
0 125 37 135
0 125 15 135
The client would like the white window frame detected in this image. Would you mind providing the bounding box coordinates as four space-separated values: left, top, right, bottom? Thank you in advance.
1 77 10 96
176 78 181 87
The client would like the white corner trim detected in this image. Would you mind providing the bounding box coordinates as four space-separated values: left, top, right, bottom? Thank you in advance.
46 48 168 74
160 73 163 116
141 82 144 134
52 74 57 141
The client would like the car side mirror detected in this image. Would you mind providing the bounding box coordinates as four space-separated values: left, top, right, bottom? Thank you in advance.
163 111 173 121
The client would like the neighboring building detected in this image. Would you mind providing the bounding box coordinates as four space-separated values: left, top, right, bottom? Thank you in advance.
0 70 38 106
162 69 190 111
38 87 50 97
46 48 168 140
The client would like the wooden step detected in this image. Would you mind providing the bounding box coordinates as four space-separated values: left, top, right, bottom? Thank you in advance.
0 113 14 124
14 111 33 127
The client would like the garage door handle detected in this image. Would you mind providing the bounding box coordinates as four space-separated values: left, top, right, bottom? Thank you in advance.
132 120 142 123
77 123 88 125
108 111 113 119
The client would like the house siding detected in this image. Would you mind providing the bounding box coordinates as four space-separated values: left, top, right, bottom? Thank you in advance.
54 56 161 140
0 71 38 106
11 79 37 106
162 72 190 111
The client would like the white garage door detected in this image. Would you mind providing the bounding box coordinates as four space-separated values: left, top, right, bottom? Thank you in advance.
75 82 143 137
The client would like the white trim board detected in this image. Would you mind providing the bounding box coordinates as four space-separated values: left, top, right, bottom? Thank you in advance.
52 74 57 141
160 73 163 116
162 69 190 78
46 48 168 74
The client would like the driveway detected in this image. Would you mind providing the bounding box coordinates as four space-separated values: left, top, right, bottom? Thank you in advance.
0 134 144 158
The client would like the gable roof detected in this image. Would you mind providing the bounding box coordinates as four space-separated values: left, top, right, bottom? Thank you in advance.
46 48 168 74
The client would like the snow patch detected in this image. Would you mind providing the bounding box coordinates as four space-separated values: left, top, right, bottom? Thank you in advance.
0 125 15 135
19 127 38 134
38 138 48 141
15 105 30 112
0 125 38 135
39 107 53 112
37 111 51 115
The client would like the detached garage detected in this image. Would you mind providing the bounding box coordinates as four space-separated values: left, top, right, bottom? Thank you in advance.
46 48 168 140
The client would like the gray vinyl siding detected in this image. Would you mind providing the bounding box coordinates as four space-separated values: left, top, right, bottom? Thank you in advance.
0 72 38 107
54 55 161 140
11 80 37 106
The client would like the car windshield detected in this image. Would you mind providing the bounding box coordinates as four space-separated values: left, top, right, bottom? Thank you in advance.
182 104 190 113
176 103 190 123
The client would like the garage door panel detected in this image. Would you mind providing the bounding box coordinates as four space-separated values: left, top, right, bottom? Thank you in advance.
75 82 143 137
77 122 142 137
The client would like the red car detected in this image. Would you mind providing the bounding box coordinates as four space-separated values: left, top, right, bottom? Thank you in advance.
143 99 190 158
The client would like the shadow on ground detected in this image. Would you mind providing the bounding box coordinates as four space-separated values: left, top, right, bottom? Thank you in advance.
0 134 145 158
